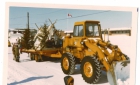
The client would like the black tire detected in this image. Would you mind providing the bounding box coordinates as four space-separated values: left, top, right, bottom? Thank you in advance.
61 52 76 75
80 56 102 84
38 55 43 62
35 54 40 62
30 53 34 60
64 76 74 85
32 54 35 60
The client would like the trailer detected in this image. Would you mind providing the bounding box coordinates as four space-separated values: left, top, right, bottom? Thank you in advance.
21 47 62 62
20 19 64 62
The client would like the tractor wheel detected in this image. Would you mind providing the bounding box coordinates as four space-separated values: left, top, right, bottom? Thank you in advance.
80 56 102 84
61 52 76 75
30 53 34 60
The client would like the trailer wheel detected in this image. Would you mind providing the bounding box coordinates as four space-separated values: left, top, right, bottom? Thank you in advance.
30 53 34 60
61 52 76 75
80 56 101 84
35 54 40 62
38 55 43 62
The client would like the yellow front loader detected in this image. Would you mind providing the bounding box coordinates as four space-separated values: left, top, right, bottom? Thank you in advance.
61 20 130 85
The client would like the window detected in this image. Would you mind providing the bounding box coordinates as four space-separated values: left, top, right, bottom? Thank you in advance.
85 23 99 37
94 25 99 36
73 25 83 37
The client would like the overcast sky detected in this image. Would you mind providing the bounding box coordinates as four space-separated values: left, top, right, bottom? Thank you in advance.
9 6 132 31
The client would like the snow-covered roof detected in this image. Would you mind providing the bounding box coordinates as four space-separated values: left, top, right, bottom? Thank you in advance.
102 27 131 31
9 28 37 31
64 30 73 33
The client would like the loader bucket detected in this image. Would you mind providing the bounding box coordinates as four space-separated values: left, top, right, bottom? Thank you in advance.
107 60 130 85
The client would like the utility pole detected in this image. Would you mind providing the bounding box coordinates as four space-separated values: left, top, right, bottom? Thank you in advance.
27 12 29 29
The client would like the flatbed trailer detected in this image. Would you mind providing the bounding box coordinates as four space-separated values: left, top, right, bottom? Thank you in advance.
21 47 62 62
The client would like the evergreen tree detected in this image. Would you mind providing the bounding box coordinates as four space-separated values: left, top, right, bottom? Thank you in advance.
37 24 49 50
21 28 31 49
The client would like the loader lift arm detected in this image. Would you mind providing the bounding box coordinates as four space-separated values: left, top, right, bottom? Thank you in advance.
83 39 127 70
84 39 111 71
83 39 129 85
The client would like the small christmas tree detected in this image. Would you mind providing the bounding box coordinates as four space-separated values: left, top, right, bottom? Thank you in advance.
21 28 31 49
37 23 49 50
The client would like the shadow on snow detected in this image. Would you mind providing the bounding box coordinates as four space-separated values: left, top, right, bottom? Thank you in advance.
7 75 53 85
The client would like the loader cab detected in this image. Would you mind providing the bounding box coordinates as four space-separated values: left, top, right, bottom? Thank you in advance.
71 20 102 48
73 20 102 40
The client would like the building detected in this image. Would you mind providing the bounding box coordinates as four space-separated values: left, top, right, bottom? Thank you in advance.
101 27 131 36
8 28 37 43
64 30 73 36
63 27 131 37
9 28 37 36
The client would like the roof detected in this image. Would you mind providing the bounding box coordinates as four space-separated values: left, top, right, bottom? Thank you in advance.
82 20 100 23
101 27 131 31
74 20 100 24
9 29 37 31
9 28 36 30
64 30 73 33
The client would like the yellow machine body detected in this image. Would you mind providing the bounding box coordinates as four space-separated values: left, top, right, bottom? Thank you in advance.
61 20 130 85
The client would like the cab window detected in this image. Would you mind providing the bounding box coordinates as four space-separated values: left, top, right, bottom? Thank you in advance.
86 23 99 37
73 25 83 37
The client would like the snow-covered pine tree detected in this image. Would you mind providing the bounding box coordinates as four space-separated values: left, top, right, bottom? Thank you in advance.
37 24 49 50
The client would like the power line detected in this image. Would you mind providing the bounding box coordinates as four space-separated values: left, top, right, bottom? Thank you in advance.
10 10 111 27
32 9 64 16
57 10 111 21
9 22 43 26
10 23 25 26
10 16 27 19
10 9 63 19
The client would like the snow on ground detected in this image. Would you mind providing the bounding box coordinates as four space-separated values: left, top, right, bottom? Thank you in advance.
8 47 108 85
7 35 132 85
